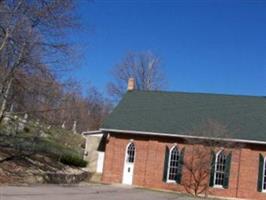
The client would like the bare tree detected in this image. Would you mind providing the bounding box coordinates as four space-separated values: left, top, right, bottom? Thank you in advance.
53 83 112 133
181 119 242 197
0 0 79 122
182 144 211 197
107 51 166 100
85 86 112 130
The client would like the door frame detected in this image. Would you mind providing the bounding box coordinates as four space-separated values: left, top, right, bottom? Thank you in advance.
122 141 136 185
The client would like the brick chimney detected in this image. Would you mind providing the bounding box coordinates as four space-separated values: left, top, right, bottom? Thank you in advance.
127 78 135 91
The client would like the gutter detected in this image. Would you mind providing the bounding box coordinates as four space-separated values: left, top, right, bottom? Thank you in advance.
99 128 266 145
82 130 103 136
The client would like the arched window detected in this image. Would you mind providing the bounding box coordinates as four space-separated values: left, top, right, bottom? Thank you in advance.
214 150 226 186
263 157 266 191
126 143 135 163
258 154 266 192
167 146 180 181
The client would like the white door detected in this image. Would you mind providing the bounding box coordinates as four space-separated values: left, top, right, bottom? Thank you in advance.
96 151 105 173
122 142 135 185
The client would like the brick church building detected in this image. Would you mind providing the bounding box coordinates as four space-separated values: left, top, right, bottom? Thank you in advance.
99 79 266 200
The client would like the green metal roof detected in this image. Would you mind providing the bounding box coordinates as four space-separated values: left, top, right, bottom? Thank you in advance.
102 90 266 142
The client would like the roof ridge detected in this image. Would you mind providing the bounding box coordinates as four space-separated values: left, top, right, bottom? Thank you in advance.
129 90 266 98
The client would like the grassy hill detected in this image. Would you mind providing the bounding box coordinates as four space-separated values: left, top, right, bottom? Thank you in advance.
0 118 88 185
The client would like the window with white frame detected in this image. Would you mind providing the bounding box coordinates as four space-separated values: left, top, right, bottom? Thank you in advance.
167 146 180 181
214 150 226 187
263 157 266 191
126 143 135 163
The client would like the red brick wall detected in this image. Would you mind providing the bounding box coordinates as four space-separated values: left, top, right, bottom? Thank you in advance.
101 133 266 200
236 146 266 200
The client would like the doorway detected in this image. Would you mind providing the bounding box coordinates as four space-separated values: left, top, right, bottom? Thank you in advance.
122 142 135 185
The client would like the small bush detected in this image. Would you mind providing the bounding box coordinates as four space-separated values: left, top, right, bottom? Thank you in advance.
60 154 88 167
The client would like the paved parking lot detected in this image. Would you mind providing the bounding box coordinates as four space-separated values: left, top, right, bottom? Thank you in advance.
0 184 198 200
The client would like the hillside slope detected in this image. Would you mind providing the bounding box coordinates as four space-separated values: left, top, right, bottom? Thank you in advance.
0 119 88 185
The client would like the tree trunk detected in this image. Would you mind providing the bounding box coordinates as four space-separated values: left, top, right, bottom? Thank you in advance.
0 30 9 52
0 78 13 123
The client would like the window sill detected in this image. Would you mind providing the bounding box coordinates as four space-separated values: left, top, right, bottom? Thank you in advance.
213 185 225 189
166 180 177 184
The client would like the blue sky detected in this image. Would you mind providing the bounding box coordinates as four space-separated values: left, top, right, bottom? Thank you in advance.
71 0 266 96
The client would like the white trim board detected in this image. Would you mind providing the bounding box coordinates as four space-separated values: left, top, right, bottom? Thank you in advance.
99 128 266 145
82 130 102 136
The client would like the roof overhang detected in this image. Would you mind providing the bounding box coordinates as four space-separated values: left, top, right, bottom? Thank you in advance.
82 130 103 137
99 128 266 145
